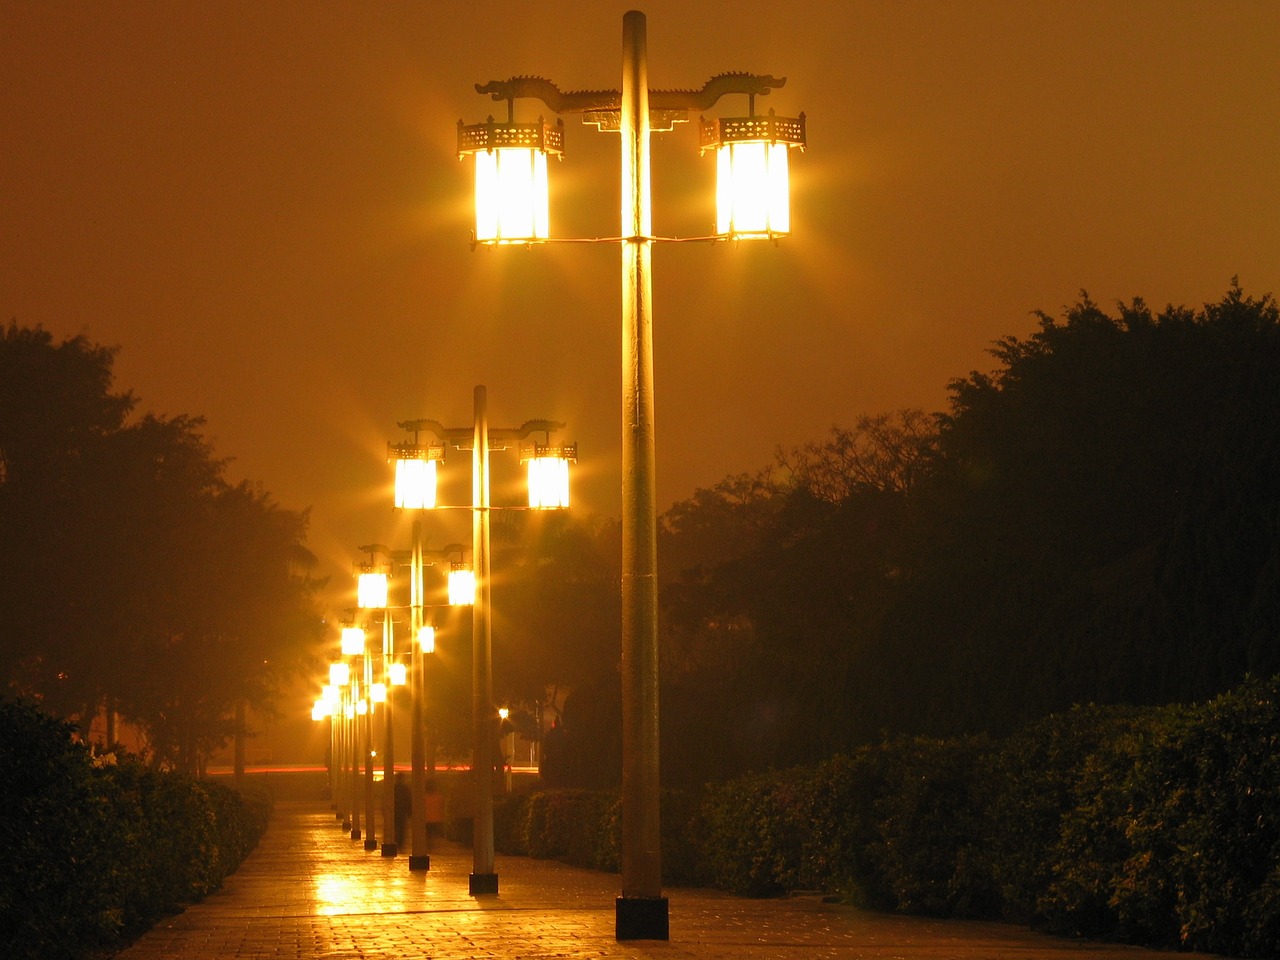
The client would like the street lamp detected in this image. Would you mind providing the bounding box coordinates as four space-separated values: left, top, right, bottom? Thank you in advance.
457 10 803 940
398 385 574 896
357 547 407 857
354 553 391 852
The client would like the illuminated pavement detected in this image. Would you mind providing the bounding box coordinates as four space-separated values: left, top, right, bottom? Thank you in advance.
114 800 1221 959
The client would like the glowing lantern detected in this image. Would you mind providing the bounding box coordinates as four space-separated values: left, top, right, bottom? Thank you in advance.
448 564 476 606
370 682 387 704
341 626 365 657
701 109 805 239
329 662 350 687
356 699 368 716
522 442 576 509
389 662 407 687
418 625 436 654
458 116 564 244
312 698 332 721
389 442 443 509
357 570 389 609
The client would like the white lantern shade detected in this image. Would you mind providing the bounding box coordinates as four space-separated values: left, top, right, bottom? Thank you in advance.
527 455 571 509
340 626 365 656
357 571 389 609
418 625 436 653
389 662 407 686
448 567 476 606
394 457 438 509
329 662 350 687
716 140 791 238
370 682 387 704
474 148 551 244
356 699 368 716
701 111 804 240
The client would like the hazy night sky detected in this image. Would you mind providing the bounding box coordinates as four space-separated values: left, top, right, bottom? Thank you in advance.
4 0 1278 612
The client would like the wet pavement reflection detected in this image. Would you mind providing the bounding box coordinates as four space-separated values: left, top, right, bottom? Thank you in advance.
113 800 1223 960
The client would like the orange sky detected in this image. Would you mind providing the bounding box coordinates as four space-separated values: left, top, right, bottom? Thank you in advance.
4 0 1278 611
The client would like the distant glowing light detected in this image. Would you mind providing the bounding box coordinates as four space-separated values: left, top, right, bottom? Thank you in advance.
394 457 437 509
357 571 389 609
341 626 365 656
449 566 476 606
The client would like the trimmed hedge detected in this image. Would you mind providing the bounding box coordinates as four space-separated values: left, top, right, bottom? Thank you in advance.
0 700 272 960
495 676 1280 957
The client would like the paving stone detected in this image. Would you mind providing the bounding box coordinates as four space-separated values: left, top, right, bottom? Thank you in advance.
113 800 1222 960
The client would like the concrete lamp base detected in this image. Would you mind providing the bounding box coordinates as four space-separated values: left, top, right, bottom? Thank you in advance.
380 842 397 857
408 855 430 871
469 873 499 896
616 896 669 941
363 838 378 852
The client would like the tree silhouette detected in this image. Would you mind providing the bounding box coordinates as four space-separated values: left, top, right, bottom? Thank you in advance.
0 323 323 771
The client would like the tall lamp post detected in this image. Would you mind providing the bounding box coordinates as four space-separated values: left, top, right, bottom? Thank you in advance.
399 385 574 896
457 10 804 939
389 435 473 872
355 554 390 852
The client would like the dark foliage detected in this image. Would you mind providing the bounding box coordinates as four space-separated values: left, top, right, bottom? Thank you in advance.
0 323 324 770
0 699 270 960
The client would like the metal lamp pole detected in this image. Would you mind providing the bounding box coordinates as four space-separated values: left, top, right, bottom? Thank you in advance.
398 391 573 897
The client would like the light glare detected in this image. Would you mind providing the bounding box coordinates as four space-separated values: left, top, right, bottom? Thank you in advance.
340 626 365 656
716 140 791 238
357 572 389 609
527 456 571 509
475 147 550 243
394 458 437 509
448 567 476 606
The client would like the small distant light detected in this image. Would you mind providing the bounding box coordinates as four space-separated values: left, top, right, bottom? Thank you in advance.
449 565 476 606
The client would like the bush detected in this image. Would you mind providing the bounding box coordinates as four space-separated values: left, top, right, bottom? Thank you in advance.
490 676 1280 957
0 699 271 960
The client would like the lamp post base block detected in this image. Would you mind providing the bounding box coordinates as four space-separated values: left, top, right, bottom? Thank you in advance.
616 896 669 941
469 872 499 896
408 854 430 871
363 838 378 851
349 828 361 840
380 842 397 857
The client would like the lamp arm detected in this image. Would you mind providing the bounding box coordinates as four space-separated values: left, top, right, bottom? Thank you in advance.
474 72 785 115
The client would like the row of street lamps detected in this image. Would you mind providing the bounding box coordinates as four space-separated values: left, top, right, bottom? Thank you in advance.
312 9 802 942
313 384 575 893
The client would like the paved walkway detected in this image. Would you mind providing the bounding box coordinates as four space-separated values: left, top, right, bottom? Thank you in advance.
115 800 1221 959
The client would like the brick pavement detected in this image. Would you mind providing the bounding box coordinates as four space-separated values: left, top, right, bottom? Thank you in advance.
114 800 1222 959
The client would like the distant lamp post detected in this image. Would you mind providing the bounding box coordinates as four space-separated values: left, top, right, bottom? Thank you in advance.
458 10 803 940
355 555 392 853
398 386 574 897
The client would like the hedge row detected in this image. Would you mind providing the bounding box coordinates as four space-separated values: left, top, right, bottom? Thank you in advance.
495 676 1280 958
0 700 272 960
